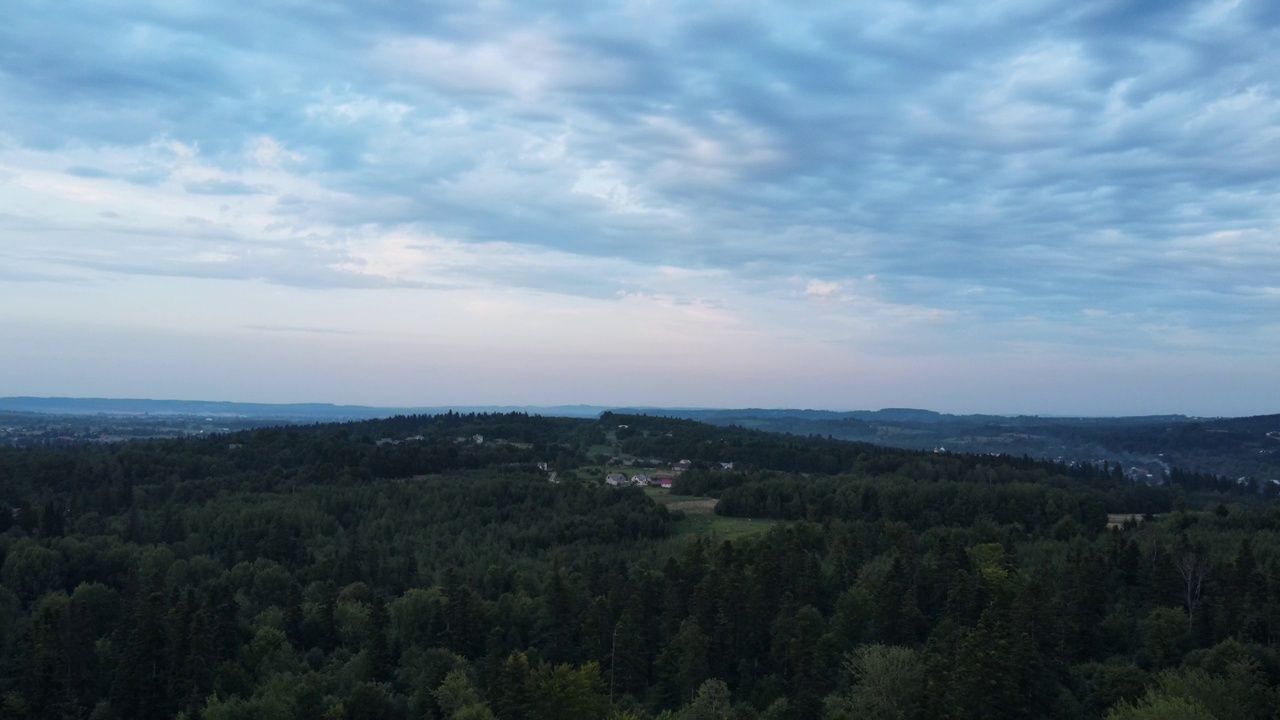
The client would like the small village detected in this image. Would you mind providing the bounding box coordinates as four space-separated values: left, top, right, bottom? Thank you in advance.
602 457 737 490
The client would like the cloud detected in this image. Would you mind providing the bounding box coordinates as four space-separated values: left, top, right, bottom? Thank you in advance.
244 324 358 335
2 0 1280 411
805 279 841 298
184 179 266 195
65 166 113 178
377 31 637 99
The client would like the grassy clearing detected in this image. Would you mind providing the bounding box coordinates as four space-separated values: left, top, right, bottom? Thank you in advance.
671 513 783 542
666 498 718 514
645 489 702 504
646 488 782 541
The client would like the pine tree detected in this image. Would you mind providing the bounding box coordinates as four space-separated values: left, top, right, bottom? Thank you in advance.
110 591 169 720
367 595 391 683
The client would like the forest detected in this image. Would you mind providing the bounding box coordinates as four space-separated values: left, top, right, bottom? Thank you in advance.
1 411 1278 719
644 408 1280 481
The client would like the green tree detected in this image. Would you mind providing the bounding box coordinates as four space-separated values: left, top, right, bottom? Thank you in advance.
2 539 64 604
435 668 493 719
528 662 607 720
1141 607 1188 669
367 595 391 683
110 590 170 720
661 618 710 705
1104 691 1215 720
823 645 922 720
679 679 733 720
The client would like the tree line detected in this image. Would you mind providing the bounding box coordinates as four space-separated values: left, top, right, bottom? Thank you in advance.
0 412 1276 719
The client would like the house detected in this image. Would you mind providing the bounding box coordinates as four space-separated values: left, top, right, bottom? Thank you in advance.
376 438 400 447
656 476 674 489
537 462 551 472
675 459 692 470
631 474 651 487
605 472 628 487
719 462 734 470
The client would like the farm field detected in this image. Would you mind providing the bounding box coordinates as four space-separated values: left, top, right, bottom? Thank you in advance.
672 512 783 541
647 489 782 540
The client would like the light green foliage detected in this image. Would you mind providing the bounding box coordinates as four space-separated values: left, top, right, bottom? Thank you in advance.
1 539 63 604
336 596 372 649
529 662 608 720
823 645 922 720
1104 653 1279 720
1155 663 1276 720
247 626 298 678
435 669 492 720
1104 691 1215 720
201 683 295 720
453 704 498 720
679 679 733 720
967 543 1009 588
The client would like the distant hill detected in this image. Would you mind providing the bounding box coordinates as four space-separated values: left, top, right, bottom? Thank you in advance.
618 407 1279 480
626 407 960 423
5 397 1276 480
0 397 607 420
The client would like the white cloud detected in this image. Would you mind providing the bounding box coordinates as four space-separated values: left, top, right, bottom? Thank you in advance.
3 0 1280 412
377 31 633 100
805 279 840 297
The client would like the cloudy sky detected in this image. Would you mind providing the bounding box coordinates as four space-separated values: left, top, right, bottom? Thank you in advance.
2 0 1278 415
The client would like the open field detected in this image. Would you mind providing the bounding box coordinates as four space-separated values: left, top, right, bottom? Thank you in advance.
647 489 782 540
671 512 782 541
666 498 718 514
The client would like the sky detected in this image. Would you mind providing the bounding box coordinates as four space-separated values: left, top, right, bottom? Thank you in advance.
1 0 1278 416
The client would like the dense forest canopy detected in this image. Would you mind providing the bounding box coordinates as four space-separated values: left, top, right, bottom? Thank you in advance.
636 408 1280 481
0 411 1277 719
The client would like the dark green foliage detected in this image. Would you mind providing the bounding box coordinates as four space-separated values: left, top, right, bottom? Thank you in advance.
0 411 1276 718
